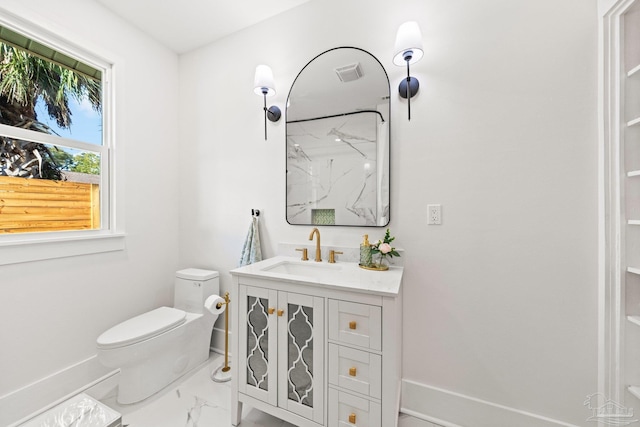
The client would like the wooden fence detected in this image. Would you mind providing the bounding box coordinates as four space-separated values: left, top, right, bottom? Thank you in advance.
0 175 99 233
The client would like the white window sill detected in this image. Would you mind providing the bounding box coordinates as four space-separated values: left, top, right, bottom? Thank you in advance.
0 232 126 265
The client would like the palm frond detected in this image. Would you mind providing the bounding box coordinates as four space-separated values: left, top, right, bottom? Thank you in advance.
0 42 102 179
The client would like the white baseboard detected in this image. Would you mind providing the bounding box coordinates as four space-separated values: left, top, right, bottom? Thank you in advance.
401 379 581 427
0 356 115 427
211 326 232 357
2 329 231 427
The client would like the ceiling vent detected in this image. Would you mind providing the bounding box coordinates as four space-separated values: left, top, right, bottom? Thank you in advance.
335 63 363 82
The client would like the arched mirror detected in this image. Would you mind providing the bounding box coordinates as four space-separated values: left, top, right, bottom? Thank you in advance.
286 47 390 226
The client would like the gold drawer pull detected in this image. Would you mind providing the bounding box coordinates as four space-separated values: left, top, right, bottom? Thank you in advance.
268 307 275 315
349 321 357 330
277 309 285 317
349 413 356 424
349 367 357 377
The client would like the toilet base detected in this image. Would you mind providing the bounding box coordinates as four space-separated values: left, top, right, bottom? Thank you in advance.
97 268 221 405
116 332 211 404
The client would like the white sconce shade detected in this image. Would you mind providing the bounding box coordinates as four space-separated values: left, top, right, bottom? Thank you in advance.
393 21 424 66
393 21 424 121
254 64 276 96
254 64 281 140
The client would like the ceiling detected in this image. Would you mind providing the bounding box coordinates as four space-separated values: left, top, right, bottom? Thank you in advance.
95 0 311 54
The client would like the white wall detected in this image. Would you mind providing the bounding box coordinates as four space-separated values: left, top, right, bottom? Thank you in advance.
178 0 598 425
0 0 180 420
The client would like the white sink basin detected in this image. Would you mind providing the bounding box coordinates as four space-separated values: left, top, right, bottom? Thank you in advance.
231 256 403 297
261 260 342 277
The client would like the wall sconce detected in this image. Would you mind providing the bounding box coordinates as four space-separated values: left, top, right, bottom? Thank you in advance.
254 64 281 140
393 21 423 121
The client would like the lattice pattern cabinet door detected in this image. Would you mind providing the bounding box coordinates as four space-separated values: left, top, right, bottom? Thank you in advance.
238 285 278 406
238 285 324 425
277 292 324 424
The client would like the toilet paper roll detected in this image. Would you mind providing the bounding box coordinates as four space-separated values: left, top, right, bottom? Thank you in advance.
205 295 226 315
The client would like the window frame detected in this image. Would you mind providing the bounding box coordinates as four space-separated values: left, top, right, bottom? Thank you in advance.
0 11 124 265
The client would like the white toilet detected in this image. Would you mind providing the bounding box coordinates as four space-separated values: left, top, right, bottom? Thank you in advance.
97 268 222 404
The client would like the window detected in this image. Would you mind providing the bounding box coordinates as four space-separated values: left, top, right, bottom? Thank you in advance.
0 16 123 263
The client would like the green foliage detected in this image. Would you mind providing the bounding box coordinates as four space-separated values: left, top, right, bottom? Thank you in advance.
370 229 401 258
71 152 100 175
0 43 101 128
47 149 100 175
0 43 102 180
50 148 75 170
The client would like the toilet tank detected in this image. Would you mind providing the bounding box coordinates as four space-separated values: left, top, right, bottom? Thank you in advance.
174 268 220 313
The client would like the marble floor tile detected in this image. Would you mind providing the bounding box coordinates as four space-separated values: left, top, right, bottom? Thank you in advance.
398 413 444 427
97 353 439 427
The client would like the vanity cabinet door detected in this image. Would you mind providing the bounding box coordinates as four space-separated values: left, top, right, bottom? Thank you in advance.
277 292 324 424
238 285 324 425
239 285 278 406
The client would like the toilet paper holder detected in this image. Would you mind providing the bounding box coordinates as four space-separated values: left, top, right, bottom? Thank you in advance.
215 292 230 311
216 292 231 374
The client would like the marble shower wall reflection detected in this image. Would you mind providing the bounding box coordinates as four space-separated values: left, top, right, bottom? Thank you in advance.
286 112 389 226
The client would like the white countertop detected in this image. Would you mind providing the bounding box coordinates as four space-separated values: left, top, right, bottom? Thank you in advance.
230 256 403 297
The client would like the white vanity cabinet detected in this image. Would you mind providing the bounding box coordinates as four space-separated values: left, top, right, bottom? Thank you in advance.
230 256 403 427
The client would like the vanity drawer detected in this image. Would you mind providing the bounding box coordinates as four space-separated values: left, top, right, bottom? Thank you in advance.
329 343 381 399
328 387 381 427
328 300 381 350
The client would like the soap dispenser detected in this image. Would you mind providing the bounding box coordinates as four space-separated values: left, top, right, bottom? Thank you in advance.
360 234 372 267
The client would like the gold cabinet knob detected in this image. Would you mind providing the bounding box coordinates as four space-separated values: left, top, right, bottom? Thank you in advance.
268 307 275 315
349 367 357 377
277 309 284 317
349 413 356 424
349 321 357 330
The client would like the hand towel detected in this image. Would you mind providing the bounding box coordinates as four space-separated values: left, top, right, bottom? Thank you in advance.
239 217 262 266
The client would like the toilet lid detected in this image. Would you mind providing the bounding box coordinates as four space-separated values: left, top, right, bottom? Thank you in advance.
97 306 186 349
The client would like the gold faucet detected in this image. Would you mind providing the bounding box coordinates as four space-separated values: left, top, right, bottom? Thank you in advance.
308 227 322 262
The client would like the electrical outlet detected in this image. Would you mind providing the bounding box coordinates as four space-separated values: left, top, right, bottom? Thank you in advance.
427 204 442 225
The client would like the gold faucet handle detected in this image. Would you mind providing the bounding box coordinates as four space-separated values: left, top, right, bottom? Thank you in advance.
296 248 308 261
328 250 343 263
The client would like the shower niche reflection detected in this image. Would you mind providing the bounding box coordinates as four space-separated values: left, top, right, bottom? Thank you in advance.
286 47 390 227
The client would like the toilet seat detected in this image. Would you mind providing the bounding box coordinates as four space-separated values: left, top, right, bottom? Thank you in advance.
97 307 186 349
